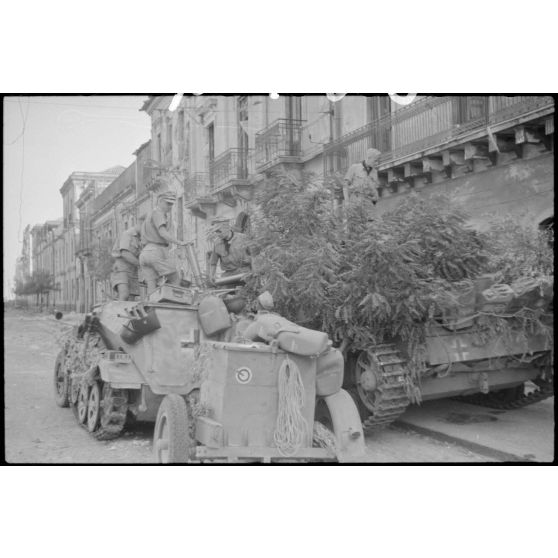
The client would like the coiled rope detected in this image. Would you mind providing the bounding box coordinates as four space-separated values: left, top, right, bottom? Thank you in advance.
274 356 308 457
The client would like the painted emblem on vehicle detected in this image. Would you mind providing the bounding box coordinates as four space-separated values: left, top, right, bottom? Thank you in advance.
235 367 252 384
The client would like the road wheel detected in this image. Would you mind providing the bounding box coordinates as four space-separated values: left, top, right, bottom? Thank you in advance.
93 384 128 441
54 351 70 408
87 381 102 432
76 384 89 424
153 394 193 464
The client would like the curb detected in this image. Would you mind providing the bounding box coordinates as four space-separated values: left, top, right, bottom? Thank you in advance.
394 420 534 463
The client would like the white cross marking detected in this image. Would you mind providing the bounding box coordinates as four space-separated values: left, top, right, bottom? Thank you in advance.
450 337 470 361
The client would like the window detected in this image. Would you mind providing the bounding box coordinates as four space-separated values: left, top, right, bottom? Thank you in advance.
177 197 184 241
366 96 391 123
207 123 215 163
237 97 249 176
177 111 184 142
285 96 302 121
167 120 173 153
366 96 392 152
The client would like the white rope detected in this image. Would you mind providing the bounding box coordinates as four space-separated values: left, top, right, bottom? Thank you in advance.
274 356 307 457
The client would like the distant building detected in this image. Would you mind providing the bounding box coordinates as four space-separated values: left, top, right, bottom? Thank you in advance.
14 225 32 306
88 163 137 304
28 219 62 308
71 142 154 311
59 168 124 312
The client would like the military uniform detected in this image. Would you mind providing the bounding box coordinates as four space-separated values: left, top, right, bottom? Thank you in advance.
210 231 252 277
139 205 177 284
345 161 380 203
110 228 141 297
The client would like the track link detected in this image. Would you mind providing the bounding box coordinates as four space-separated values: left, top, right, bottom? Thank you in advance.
93 387 128 441
457 378 554 410
63 327 128 441
356 344 411 432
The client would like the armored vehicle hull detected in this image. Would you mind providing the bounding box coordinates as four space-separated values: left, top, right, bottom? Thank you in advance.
54 287 365 463
346 275 553 431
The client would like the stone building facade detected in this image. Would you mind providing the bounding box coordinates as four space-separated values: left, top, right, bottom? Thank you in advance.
139 95 554 281
15 95 553 311
59 168 124 312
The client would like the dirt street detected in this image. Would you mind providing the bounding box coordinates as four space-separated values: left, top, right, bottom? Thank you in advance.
4 309 153 463
1 307 519 464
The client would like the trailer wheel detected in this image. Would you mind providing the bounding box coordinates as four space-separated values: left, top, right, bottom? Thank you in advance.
153 394 193 464
54 351 70 408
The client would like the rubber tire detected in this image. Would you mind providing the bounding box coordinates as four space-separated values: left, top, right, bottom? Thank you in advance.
54 351 70 408
87 381 102 433
153 394 193 464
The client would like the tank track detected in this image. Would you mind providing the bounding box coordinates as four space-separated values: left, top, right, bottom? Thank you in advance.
456 378 554 411
93 387 128 441
358 344 411 432
64 326 128 441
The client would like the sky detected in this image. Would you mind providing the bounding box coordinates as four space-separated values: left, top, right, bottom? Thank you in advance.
3 95 151 298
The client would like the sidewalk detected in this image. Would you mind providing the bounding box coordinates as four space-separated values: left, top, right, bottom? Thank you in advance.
397 397 554 462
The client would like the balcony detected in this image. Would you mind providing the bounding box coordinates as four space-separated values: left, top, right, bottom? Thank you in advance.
143 165 166 192
255 119 305 172
184 172 216 219
324 96 554 176
209 148 255 205
184 172 211 205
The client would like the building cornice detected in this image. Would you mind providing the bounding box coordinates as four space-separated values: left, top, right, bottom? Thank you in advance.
141 96 172 115
133 139 151 155
90 184 135 222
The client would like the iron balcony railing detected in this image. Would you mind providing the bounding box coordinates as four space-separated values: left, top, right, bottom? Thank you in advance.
209 148 254 192
184 172 210 203
324 95 554 176
255 118 305 171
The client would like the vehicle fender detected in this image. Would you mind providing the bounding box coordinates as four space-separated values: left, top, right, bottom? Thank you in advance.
98 359 144 389
316 348 344 396
323 389 366 461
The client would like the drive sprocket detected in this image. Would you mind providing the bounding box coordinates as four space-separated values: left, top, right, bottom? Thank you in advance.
352 344 411 431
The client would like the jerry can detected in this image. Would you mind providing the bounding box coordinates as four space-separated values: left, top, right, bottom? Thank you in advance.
198 296 232 336
478 284 515 313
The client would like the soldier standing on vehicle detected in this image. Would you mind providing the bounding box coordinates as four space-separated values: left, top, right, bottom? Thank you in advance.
110 223 142 301
344 147 381 212
208 217 252 285
139 191 188 295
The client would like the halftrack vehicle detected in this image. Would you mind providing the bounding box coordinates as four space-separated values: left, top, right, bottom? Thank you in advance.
346 274 554 430
54 285 365 463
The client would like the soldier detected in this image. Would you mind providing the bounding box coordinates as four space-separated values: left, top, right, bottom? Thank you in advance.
139 191 188 295
110 224 142 301
208 217 252 285
344 147 381 208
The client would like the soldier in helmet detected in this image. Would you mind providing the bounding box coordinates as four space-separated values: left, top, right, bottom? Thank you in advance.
110 223 142 301
344 147 381 208
208 217 252 285
139 191 188 295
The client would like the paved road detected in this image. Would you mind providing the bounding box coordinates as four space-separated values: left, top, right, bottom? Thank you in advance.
398 397 554 462
3 308 551 463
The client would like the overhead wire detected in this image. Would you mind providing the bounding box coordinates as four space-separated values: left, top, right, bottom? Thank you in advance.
16 98 31 244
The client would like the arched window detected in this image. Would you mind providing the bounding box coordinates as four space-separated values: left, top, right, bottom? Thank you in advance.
235 211 250 234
